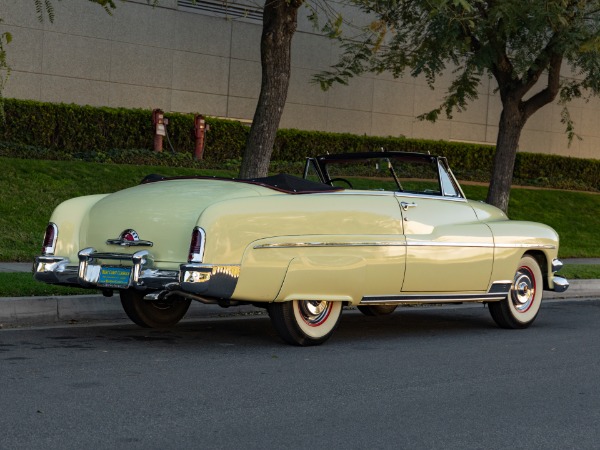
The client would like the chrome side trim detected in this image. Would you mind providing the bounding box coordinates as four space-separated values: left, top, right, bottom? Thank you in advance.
254 241 555 250
362 281 511 305
408 241 494 248
495 243 556 250
361 293 508 304
254 241 406 250
409 242 555 249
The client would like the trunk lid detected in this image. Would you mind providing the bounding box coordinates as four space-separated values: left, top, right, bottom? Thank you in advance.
82 179 270 265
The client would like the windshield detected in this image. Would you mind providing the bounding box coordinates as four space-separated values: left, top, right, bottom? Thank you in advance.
304 152 462 197
304 153 463 198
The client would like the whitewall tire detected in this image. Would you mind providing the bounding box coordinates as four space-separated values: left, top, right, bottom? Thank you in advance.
489 255 543 329
268 300 343 346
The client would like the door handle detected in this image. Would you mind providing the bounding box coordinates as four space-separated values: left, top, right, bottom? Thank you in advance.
400 201 417 211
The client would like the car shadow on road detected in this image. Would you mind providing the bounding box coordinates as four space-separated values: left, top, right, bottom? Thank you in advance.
7 303 564 353
86 305 509 349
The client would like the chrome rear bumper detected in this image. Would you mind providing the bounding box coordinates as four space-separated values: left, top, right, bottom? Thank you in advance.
34 251 179 290
34 249 239 300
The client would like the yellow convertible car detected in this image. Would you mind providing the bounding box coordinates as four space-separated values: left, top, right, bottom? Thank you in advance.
34 152 569 345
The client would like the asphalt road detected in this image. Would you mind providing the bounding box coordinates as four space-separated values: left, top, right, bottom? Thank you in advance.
1 299 599 450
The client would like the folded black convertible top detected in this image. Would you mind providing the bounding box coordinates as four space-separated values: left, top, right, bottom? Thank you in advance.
246 173 341 193
140 172 342 194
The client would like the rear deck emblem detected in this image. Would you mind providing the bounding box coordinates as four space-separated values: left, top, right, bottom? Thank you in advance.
106 229 153 247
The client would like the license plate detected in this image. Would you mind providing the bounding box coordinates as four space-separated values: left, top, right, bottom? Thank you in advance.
98 266 131 288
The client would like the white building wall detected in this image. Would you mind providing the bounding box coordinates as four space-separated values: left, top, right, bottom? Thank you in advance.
1 0 599 159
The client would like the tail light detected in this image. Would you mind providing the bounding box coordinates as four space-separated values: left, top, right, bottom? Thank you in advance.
188 227 206 263
42 223 58 255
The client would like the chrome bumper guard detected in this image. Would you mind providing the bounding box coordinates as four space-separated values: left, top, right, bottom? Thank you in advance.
550 258 569 293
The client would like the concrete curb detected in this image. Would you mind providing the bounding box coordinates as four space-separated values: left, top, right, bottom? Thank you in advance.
0 295 264 327
543 279 600 299
1 280 598 328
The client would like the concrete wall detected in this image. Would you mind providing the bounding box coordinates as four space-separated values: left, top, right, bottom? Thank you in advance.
1 0 599 159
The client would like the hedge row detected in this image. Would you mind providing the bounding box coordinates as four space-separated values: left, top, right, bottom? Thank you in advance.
0 98 598 191
0 98 249 161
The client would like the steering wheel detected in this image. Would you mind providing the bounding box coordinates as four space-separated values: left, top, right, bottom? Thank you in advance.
329 178 353 189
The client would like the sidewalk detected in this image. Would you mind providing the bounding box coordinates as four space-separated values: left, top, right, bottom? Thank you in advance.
1 260 598 328
0 294 265 327
0 262 32 273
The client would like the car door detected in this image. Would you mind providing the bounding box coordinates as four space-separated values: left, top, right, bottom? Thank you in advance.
397 195 494 292
396 160 494 293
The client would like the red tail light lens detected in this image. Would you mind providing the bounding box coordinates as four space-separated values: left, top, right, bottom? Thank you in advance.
42 223 58 255
188 227 206 263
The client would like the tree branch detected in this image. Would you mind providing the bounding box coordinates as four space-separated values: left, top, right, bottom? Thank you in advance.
514 34 561 99
522 52 563 120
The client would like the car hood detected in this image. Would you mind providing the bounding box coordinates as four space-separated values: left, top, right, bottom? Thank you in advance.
82 179 271 264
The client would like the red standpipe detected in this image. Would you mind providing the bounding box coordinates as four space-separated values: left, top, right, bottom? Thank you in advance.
194 114 208 160
152 109 165 153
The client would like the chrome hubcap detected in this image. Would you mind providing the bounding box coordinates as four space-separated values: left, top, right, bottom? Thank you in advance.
512 267 535 313
298 301 331 326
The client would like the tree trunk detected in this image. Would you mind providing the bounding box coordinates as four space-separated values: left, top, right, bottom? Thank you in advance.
486 100 525 213
239 0 303 179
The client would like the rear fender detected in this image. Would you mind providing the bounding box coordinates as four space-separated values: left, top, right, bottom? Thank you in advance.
49 194 109 262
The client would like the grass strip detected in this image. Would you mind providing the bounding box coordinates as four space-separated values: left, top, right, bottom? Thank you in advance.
0 273 99 297
558 264 600 280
